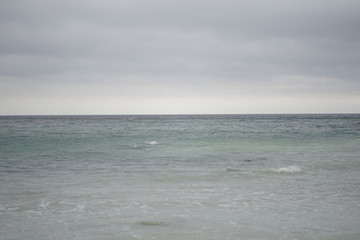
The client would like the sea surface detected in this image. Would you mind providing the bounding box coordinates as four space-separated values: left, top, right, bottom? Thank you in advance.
0 114 359 240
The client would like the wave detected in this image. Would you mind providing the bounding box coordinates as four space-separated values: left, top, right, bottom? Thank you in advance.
272 165 303 173
138 220 168 226
226 165 303 174
145 141 158 145
226 168 242 172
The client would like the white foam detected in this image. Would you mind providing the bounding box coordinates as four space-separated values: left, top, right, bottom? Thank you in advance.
274 165 302 173
39 199 50 209
145 141 158 145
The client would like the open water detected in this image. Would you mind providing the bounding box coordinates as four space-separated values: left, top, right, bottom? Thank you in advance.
0 114 359 240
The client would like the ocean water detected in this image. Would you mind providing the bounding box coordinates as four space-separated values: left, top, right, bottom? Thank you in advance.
0 114 359 240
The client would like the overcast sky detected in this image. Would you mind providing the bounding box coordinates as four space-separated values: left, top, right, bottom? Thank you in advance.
1 0 359 114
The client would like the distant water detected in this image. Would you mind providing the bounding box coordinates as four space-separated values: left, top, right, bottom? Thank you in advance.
1 114 360 240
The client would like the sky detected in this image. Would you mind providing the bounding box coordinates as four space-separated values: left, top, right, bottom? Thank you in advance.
0 0 359 115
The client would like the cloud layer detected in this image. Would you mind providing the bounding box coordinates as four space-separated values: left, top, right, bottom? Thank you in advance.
1 0 359 114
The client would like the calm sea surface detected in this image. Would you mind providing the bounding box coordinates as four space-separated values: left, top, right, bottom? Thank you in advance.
0 114 359 240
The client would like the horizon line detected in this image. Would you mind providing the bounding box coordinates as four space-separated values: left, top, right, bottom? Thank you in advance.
1 112 359 117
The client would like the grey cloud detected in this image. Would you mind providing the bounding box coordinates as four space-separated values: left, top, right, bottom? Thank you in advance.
1 0 360 104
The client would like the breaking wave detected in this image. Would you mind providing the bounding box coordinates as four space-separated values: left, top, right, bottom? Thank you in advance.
145 141 158 145
272 165 303 173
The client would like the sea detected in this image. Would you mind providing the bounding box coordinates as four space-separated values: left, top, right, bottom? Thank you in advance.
0 114 359 240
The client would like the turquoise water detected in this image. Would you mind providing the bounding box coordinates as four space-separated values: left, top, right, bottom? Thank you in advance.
1 114 360 240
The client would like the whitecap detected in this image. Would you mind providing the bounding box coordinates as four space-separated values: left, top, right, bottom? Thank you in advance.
39 199 50 209
145 141 158 145
274 165 302 173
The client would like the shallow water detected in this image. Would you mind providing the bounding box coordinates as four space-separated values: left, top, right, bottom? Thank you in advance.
1 114 360 239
